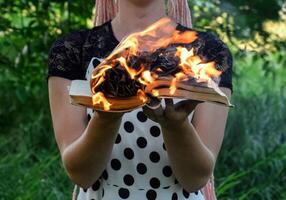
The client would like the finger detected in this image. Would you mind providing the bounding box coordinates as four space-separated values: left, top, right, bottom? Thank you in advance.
175 100 203 113
153 104 164 117
143 104 164 117
165 98 174 109
146 96 162 109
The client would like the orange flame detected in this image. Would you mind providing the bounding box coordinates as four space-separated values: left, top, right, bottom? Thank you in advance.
137 89 148 103
92 92 112 111
151 89 160 97
176 47 222 81
170 72 187 95
138 70 158 85
117 57 144 79
90 17 223 111
98 17 198 62
91 65 112 93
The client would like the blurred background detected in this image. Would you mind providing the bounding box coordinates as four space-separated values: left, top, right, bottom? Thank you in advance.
0 0 285 199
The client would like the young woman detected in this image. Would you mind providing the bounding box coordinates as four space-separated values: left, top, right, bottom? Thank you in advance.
47 0 233 199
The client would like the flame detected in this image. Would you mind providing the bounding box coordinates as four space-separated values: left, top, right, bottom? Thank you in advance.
165 47 222 95
92 92 112 111
117 57 144 79
101 17 198 61
137 89 148 103
176 47 222 81
141 70 154 83
90 17 223 111
91 65 112 93
170 78 177 95
169 72 187 95
91 65 113 79
151 89 160 97
138 70 158 85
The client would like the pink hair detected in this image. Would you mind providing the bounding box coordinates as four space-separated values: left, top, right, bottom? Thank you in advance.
94 0 118 27
168 0 192 28
94 0 192 28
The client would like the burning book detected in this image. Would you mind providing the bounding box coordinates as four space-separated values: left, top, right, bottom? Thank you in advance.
68 17 233 112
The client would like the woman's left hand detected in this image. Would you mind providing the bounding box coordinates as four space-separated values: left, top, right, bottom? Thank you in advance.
142 98 202 127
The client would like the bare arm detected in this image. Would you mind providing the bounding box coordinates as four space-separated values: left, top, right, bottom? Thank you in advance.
144 87 231 192
48 77 123 188
191 88 232 161
160 88 231 192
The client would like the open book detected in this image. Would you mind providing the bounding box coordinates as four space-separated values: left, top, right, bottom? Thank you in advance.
68 76 232 112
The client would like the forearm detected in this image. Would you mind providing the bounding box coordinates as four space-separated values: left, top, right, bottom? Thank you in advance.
160 119 215 192
62 113 122 188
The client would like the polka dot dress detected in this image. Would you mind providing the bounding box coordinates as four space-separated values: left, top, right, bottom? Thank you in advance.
76 57 205 200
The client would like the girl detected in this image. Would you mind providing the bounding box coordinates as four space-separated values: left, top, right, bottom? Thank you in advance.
47 0 233 199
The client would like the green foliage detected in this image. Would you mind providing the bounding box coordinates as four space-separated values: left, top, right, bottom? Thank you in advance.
0 0 285 199
0 1 93 199
215 51 286 200
219 0 282 37
190 0 286 51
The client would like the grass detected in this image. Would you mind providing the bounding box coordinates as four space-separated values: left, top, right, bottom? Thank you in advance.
0 50 285 199
0 99 72 200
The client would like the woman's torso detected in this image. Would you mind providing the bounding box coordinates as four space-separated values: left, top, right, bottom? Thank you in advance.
73 20 210 200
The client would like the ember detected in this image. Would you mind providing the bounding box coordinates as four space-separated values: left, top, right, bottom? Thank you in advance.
90 17 228 110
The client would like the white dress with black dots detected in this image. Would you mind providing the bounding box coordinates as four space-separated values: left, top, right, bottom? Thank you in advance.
76 57 205 200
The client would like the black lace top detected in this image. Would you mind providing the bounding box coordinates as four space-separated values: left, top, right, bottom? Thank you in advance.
46 20 233 93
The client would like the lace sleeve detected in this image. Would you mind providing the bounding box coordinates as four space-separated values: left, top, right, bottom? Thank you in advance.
196 31 234 94
46 30 87 83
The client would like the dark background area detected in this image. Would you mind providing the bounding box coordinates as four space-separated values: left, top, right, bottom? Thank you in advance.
0 0 285 199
